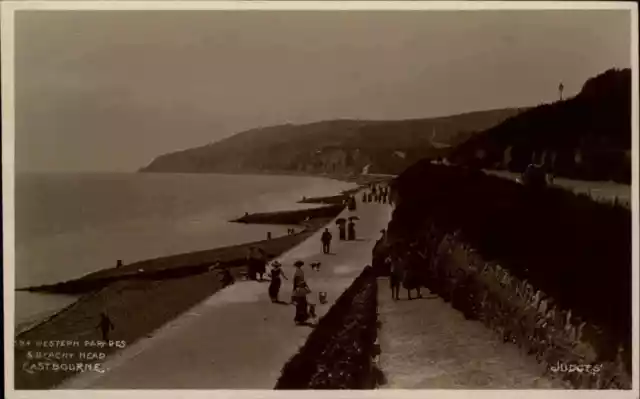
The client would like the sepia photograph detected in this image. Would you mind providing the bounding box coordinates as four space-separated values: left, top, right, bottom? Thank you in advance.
2 1 638 395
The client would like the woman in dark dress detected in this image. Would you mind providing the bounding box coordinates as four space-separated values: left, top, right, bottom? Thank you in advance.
347 221 356 241
390 259 403 300
268 261 287 302
291 260 305 303
338 224 347 241
293 280 311 325
348 196 357 211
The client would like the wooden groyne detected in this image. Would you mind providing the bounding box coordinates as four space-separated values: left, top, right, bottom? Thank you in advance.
231 204 344 225
299 194 349 205
20 203 347 295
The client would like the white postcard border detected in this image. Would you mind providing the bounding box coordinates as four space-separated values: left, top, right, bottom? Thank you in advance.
2 2 638 399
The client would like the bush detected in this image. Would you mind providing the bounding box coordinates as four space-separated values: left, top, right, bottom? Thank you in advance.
275 266 379 389
388 162 631 351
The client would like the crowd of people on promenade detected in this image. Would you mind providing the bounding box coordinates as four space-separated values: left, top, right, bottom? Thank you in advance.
372 230 427 301
214 251 318 325
258 258 318 325
215 183 390 326
361 183 389 204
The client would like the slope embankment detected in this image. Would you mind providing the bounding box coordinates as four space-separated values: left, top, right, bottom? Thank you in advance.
374 162 631 389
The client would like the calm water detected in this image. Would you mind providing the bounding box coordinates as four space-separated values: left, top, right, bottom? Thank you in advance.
14 172 357 329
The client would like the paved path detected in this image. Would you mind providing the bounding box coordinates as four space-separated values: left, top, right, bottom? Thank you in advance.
484 169 631 207
60 197 392 389
377 284 568 389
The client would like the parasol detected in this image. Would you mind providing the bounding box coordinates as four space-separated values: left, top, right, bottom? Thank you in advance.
335 218 347 225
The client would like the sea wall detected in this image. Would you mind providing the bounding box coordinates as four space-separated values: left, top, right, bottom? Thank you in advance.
297 188 364 205
275 266 380 389
376 161 631 389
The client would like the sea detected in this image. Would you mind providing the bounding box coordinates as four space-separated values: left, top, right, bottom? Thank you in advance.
13 172 358 332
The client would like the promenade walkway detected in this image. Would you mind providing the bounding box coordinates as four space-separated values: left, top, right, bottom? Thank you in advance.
59 186 564 390
377 285 568 388
60 196 392 389
484 169 631 207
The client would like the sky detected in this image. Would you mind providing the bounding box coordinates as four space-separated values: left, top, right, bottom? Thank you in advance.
13 9 632 172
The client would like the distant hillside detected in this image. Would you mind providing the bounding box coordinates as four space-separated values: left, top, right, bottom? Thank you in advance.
450 68 632 183
140 108 523 176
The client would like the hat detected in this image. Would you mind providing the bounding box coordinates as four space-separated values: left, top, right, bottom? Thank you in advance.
294 260 304 267
272 261 282 268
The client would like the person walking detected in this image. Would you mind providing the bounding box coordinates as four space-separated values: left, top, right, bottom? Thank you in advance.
389 258 403 300
246 247 257 280
268 261 287 303
97 312 115 341
291 260 306 303
220 265 235 287
403 261 422 300
347 220 356 241
321 228 332 254
292 280 312 325
339 223 347 241
256 248 267 281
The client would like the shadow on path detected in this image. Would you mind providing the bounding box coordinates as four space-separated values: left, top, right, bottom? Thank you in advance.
295 322 316 328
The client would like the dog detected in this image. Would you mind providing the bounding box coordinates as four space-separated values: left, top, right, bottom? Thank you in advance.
311 262 321 271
